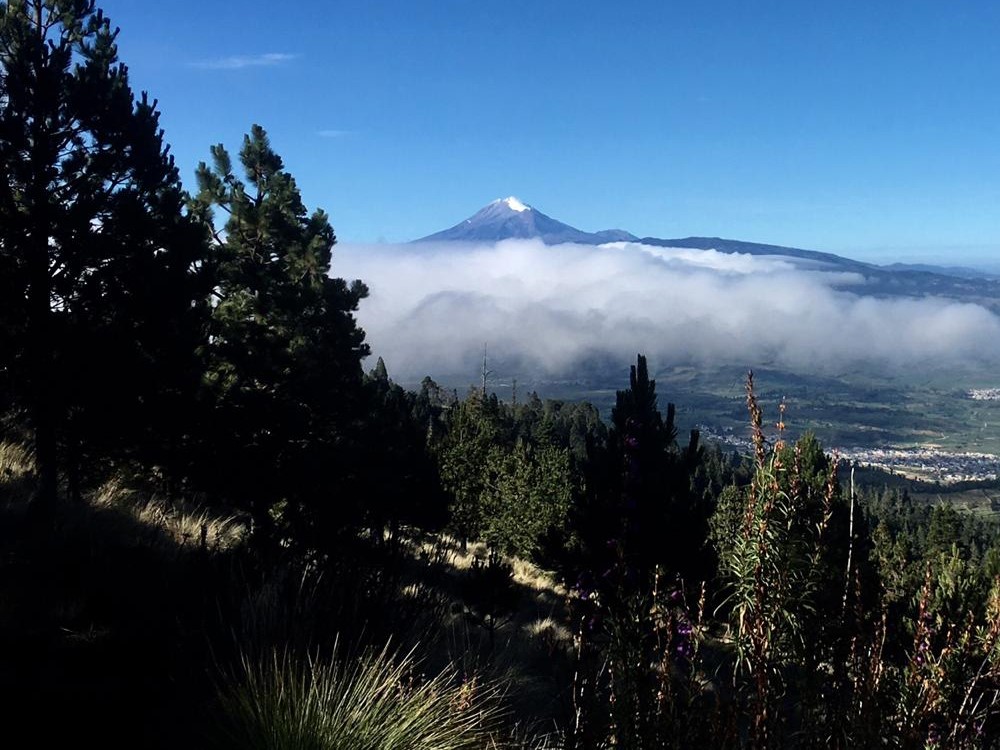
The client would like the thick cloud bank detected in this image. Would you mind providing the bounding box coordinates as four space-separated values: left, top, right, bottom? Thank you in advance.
334 240 1000 379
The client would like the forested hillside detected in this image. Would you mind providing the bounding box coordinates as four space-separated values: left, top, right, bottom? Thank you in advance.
2 3 1000 748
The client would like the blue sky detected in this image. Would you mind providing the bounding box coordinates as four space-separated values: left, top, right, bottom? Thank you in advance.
102 0 1000 264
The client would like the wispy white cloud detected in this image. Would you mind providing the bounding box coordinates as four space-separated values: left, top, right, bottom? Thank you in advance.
317 129 352 138
334 239 1000 380
189 52 298 70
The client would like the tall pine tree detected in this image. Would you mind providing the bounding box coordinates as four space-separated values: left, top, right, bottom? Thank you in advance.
0 0 209 505
191 125 369 546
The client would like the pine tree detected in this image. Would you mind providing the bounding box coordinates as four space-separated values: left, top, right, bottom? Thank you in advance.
479 439 572 558
595 354 707 584
437 391 503 550
191 125 369 545
0 0 209 505
362 357 448 537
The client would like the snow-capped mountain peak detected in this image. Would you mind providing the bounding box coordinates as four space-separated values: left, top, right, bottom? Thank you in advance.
415 197 638 245
498 196 530 212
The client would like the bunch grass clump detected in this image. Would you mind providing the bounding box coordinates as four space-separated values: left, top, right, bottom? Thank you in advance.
0 440 35 505
215 640 504 750
0 440 32 475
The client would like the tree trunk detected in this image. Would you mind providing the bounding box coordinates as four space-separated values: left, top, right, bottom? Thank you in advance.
26 198 57 509
26 7 58 510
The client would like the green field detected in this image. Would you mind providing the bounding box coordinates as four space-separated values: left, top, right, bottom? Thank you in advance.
648 364 1000 455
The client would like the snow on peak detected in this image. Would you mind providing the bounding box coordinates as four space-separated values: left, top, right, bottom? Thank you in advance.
497 196 530 213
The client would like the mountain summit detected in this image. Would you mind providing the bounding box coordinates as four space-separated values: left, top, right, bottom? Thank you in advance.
414 197 638 245
496 196 530 212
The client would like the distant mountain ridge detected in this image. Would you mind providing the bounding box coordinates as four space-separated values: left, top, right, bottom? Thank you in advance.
882 262 999 279
413 197 1000 310
637 236 876 274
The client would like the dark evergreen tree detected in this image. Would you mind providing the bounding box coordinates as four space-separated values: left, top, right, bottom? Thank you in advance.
434 386 582 559
190 125 368 546
566 355 711 749
436 390 507 550
485 438 573 558
412 375 453 440
572 354 709 588
363 358 448 537
0 0 209 505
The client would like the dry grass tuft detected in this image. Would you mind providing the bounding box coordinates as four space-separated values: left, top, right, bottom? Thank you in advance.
0 441 35 506
91 481 245 553
511 558 568 599
0 441 32 476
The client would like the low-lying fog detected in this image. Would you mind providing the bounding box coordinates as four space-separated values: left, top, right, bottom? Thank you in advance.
336 240 1000 380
